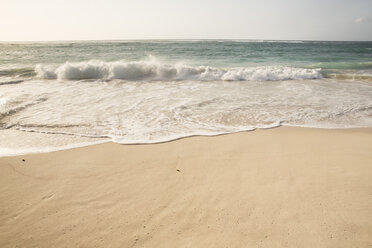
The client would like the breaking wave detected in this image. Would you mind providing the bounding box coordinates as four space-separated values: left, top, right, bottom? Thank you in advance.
35 59 322 81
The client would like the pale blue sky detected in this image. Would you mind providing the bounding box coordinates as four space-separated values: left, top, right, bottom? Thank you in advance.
0 0 371 41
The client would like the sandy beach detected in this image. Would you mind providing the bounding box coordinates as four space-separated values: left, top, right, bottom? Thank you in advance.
0 127 371 247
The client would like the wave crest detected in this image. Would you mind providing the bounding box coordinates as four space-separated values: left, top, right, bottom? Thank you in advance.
35 59 322 81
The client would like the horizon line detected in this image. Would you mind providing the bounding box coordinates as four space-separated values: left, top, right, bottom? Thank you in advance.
1 38 372 43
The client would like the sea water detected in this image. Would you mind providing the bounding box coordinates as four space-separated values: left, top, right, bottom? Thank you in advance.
0 40 371 156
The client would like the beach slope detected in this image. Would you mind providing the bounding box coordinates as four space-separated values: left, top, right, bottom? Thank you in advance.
0 127 371 247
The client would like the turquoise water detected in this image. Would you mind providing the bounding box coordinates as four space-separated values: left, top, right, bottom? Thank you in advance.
1 40 372 77
0 40 371 156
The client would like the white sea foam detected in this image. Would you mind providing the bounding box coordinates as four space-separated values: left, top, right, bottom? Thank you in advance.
35 59 322 81
0 140 109 157
1 74 371 157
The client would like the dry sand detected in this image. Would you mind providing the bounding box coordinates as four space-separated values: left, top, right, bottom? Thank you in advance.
0 127 371 247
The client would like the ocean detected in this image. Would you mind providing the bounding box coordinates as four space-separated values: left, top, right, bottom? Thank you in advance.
0 40 372 155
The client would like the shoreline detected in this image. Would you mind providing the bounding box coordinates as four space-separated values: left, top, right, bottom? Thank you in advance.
1 125 372 158
1 126 372 247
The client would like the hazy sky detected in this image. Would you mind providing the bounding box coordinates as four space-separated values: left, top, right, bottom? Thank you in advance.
1 0 371 41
